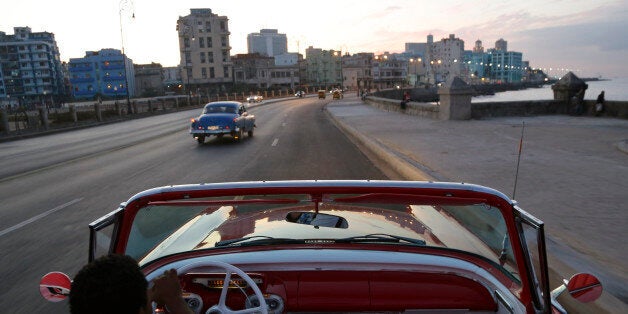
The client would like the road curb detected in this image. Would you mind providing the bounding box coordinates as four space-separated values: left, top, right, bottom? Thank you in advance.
325 104 433 181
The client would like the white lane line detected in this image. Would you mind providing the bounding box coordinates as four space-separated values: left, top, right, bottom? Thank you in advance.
271 138 279 147
0 198 83 237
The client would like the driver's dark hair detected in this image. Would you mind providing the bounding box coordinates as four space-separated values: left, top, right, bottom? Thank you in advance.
69 254 148 314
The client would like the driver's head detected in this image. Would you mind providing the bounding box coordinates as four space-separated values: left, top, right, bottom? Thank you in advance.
70 254 149 314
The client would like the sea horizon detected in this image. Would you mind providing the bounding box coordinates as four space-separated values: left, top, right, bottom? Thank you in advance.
472 76 628 103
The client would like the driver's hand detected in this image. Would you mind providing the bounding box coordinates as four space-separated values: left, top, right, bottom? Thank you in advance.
149 269 193 314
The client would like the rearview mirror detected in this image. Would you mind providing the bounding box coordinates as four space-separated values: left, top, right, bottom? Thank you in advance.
286 212 348 228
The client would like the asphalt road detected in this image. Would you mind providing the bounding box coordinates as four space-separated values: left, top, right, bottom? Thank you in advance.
0 97 387 313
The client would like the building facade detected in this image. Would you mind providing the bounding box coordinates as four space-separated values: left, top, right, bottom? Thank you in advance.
232 53 302 90
177 8 233 96
342 52 374 91
429 34 465 83
372 53 407 90
488 49 523 83
68 49 135 100
0 27 66 108
305 46 342 90
134 62 164 97
247 29 287 57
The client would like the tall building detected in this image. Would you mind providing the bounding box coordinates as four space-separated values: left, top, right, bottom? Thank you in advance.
68 49 135 100
488 49 523 82
0 27 66 107
177 8 232 95
473 40 484 53
247 29 287 57
429 34 465 83
495 38 507 51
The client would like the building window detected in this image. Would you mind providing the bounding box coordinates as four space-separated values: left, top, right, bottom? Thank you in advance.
209 67 215 78
220 21 225 31
224 67 229 78
199 37 205 48
205 21 211 32
201 68 207 78
208 52 214 63
207 37 212 48
200 52 206 63
221 36 227 47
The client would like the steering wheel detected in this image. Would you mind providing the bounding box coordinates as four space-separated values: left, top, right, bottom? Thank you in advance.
176 260 268 314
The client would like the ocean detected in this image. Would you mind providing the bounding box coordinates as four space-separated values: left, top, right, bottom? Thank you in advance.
471 77 628 103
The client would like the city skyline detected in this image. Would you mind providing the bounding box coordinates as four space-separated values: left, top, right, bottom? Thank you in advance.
2 0 627 78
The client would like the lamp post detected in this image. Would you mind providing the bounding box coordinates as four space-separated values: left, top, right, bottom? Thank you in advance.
409 58 422 87
119 0 134 114
179 24 194 105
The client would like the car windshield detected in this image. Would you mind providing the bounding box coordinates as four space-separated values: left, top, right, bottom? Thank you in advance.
125 192 520 283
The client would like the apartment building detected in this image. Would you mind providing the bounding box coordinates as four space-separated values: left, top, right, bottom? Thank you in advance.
177 8 233 95
305 46 342 90
0 27 66 108
68 48 135 100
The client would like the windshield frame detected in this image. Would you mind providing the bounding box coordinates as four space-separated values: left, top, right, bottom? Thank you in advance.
109 181 528 286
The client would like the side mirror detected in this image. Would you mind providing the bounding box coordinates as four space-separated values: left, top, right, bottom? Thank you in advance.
551 273 602 304
566 273 603 303
40 272 72 302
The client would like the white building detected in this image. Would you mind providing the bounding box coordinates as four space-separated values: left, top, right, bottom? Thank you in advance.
247 29 287 57
429 34 465 83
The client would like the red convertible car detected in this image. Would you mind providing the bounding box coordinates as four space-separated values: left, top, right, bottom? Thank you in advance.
40 180 602 313
190 101 255 144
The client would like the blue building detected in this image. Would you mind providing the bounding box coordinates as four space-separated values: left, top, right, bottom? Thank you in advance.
488 49 523 83
68 49 135 100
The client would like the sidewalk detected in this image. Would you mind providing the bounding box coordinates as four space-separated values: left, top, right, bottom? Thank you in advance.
327 94 628 312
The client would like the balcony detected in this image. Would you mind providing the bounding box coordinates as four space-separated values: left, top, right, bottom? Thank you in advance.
69 65 93 72
69 77 95 84
102 75 126 82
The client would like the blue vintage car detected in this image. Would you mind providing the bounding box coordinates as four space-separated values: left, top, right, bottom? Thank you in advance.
189 101 255 144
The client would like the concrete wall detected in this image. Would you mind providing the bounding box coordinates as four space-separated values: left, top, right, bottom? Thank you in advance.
365 97 440 119
364 96 628 120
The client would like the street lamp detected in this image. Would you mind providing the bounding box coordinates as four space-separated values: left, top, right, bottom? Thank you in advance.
119 0 134 114
179 23 194 104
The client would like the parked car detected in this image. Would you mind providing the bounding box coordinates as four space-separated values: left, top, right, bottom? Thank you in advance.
318 90 326 99
189 101 255 143
246 95 263 103
295 91 305 97
40 180 602 314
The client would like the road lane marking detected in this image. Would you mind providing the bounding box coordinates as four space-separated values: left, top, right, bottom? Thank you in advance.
271 138 279 147
0 198 83 237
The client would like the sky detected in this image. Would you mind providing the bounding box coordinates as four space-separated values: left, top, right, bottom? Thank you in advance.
2 0 627 78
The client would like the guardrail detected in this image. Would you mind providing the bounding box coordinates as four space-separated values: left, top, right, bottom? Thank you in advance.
0 90 305 141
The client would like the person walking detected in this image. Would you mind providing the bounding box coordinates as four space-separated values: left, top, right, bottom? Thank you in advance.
573 88 585 115
595 91 605 116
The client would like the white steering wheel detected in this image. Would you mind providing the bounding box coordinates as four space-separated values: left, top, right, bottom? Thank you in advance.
176 260 268 314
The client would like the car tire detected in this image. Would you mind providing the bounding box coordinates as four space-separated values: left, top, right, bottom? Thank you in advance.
196 136 205 144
